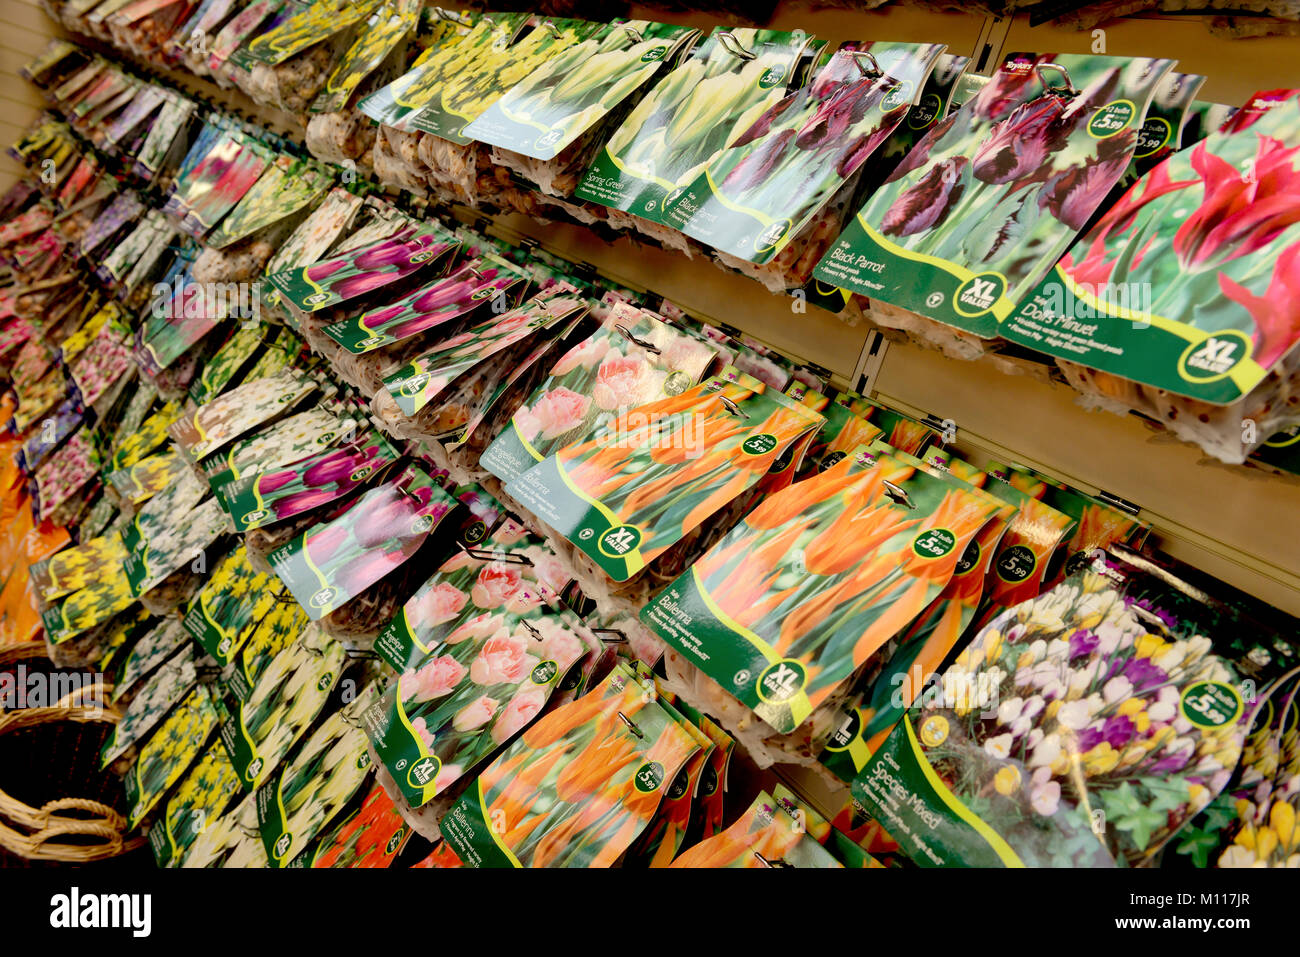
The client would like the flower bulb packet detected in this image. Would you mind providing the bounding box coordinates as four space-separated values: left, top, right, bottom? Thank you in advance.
323 253 529 354
851 557 1252 867
256 682 380 867
181 546 285 663
481 302 717 485
200 405 358 488
162 131 274 240
112 616 191 702
125 683 221 829
104 448 186 507
439 662 701 867
1002 91 1300 405
839 392 939 456
109 399 181 471
309 0 422 115
39 560 137 644
379 289 585 418
168 369 321 464
367 601 595 809
204 154 333 250
123 497 229 597
216 427 401 532
670 790 841 868
101 645 199 767
666 42 946 266
625 693 714 867
813 52 1174 338
309 780 409 867
241 0 379 67
507 373 821 582
186 324 276 407
268 464 459 620
224 600 310 702
178 790 268 868
464 20 697 162
575 26 813 226
148 742 242 868
643 450 1001 732
217 624 346 791
265 222 459 315
34 428 99 522
403 18 604 144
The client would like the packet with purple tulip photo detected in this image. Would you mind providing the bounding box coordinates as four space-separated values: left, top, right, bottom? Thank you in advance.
813 52 1175 339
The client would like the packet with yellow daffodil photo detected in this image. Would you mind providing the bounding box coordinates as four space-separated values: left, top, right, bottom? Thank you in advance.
852 550 1253 867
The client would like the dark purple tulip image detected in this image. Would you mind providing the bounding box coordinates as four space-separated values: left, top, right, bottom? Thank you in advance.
972 97 1069 185
882 156 969 236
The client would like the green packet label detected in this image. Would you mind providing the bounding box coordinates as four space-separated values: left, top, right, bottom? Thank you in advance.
664 42 946 266
217 626 346 791
182 547 284 664
268 466 460 620
364 606 588 808
256 685 379 867
812 52 1173 338
1000 93 1300 404
124 684 220 829
505 377 823 581
463 21 695 161
575 27 810 225
147 744 241 867
264 223 457 314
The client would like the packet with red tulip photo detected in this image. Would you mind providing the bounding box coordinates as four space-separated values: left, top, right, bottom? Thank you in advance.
267 463 459 620
813 52 1175 338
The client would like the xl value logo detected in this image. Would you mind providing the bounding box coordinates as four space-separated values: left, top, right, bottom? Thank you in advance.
1180 331 1250 382
954 273 1006 316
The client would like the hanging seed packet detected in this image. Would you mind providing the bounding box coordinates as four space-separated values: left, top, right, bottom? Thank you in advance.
268 465 458 619
372 536 574 672
507 374 821 581
217 428 400 532
262 186 364 279
187 324 270 405
309 781 408 867
119 468 209 559
226 599 310 700
852 555 1251 867
670 790 842 868
70 322 134 409
256 684 379 866
182 547 284 663
644 451 999 731
218 624 346 790
813 53 1174 337
124 683 221 829
841 393 939 456
1002 91 1300 405
148 743 242 868
464 20 696 162
321 253 527 354
40 562 137 644
113 617 191 702
168 369 319 462
100 645 199 767
379 289 582 417
135 93 195 181
310 0 421 114
481 303 717 484
366 603 591 808
404 17 602 143
666 42 946 265
166 133 275 240
358 12 528 130
176 789 268 868
1123 71 1205 185
439 662 700 867
626 699 714 867
576 27 813 225
30 533 126 603
105 449 188 506
204 156 333 250
265 223 457 315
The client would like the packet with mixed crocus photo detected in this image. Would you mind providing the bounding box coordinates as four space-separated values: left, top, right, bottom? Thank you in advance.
438 662 701 867
813 52 1174 338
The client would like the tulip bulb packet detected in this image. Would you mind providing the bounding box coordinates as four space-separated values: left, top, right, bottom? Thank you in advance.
200 405 360 489
322 253 529 355
852 555 1253 867
813 52 1175 337
1001 90 1300 405
670 789 842 868
643 450 1000 732
218 624 346 791
438 662 701 867
265 222 459 315
481 302 718 485
181 546 286 663
664 41 947 266
268 464 459 620
125 683 221 829
464 20 697 162
308 781 409 867
576 26 814 225
256 683 381 867
507 373 822 582
366 601 596 809
215 427 401 532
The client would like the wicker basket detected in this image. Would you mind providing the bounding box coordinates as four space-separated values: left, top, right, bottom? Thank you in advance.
0 643 145 864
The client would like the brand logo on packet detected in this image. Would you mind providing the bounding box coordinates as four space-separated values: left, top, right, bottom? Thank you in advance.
640 46 666 62
633 761 665 793
274 831 293 859
242 508 269 525
756 659 807 703
598 524 642 557
317 673 333 691
954 273 1005 316
310 587 337 608
358 335 389 348
407 755 441 788
1179 332 1250 380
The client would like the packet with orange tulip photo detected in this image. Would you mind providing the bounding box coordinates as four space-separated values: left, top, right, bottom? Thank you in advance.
642 449 1000 733
438 662 700 867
